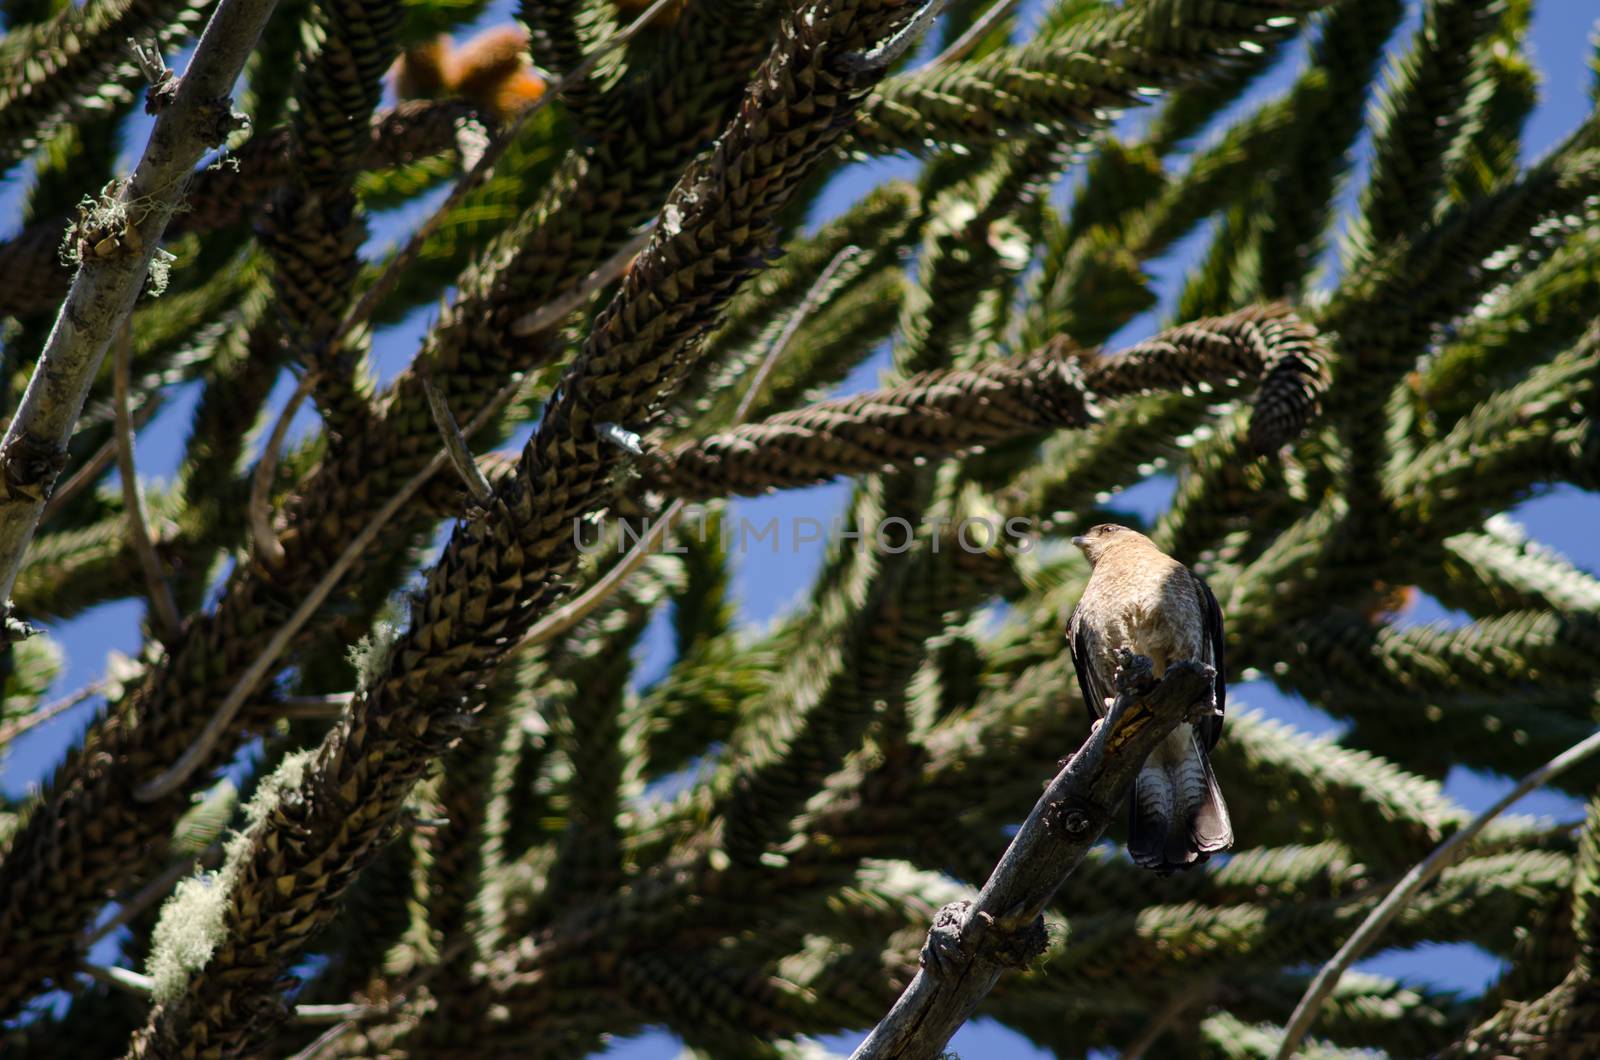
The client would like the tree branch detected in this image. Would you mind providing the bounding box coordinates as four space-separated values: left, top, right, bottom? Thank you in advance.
1274 724 1600 1060
850 652 1214 1059
0 0 278 628
112 323 182 641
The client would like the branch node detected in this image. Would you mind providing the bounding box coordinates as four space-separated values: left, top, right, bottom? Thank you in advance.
1 606 39 645
0 432 69 503
918 899 1047 980
919 900 970 979
1044 795 1102 838
194 96 249 146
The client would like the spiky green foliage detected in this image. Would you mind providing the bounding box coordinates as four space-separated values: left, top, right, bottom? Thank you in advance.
1 0 1599 1056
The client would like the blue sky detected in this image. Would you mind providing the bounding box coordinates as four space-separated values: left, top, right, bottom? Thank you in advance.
1 0 1598 1056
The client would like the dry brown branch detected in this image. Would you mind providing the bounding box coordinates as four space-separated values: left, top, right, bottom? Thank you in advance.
0 681 104 747
248 372 316 569
422 377 495 504
112 322 182 640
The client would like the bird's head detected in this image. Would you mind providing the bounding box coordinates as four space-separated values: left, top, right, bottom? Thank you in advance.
1070 523 1146 565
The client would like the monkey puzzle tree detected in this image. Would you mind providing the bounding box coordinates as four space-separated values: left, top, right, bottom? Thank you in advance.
0 0 1598 1054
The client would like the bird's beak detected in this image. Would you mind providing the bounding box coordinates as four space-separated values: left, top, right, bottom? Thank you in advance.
1070 535 1088 549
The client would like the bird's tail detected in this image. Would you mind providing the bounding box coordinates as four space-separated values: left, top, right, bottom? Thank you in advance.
1128 732 1233 874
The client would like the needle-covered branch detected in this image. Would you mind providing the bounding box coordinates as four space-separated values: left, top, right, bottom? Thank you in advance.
129 0 929 1051
639 306 1326 500
851 652 1215 1059
0 0 276 627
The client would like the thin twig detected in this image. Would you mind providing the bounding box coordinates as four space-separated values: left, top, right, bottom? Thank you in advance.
851 654 1212 1059
113 323 182 640
41 394 165 523
0 0 277 622
515 245 849 649
0 680 104 747
422 377 494 504
275 692 355 719
83 961 367 1024
733 245 861 422
82 963 155 995
335 0 680 345
1274 726 1600 1060
509 228 653 337
519 497 688 649
927 0 1018 67
82 840 224 946
287 938 473 1059
249 372 316 569
134 375 527 802
1119 980 1214 1060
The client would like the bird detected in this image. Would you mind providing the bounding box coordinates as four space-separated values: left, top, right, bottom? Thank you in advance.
390 26 547 124
1067 523 1233 873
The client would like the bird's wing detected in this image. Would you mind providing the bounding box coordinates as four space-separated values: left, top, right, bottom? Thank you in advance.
1067 603 1111 720
1194 570 1226 751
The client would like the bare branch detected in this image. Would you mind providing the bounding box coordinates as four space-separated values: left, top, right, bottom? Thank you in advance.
508 228 653 337
850 652 1213 1060
41 393 164 524
82 963 155 995
1274 725 1600 1060
422 377 494 504
82 840 223 947
275 693 355 719
0 0 278 623
249 372 316 569
926 0 1018 68
1119 980 1214 1060
112 322 182 641
0 680 104 747
733 245 862 422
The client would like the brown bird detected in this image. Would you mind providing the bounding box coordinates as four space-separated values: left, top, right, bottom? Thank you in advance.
391 26 546 124
1067 524 1232 873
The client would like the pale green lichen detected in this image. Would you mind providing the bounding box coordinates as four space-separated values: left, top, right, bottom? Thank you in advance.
145 750 316 1001
347 600 404 692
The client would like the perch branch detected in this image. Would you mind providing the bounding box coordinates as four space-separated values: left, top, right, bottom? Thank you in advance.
850 652 1214 1059
0 0 277 625
112 323 182 641
1274 725 1600 1060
